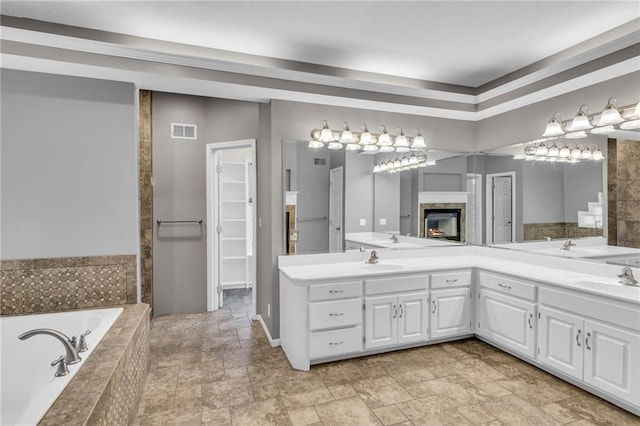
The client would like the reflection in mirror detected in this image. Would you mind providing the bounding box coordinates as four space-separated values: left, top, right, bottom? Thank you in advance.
479 136 606 246
283 139 475 255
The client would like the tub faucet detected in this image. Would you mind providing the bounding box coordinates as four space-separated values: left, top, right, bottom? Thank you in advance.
365 250 379 264
561 239 576 250
18 328 82 365
618 267 639 287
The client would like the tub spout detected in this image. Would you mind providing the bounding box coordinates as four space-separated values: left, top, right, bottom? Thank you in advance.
18 328 81 365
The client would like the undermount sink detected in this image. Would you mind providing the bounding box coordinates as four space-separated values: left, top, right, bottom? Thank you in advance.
360 263 406 271
566 277 621 286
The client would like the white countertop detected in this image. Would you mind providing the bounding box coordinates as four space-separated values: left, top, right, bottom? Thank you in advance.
345 232 458 250
279 251 640 304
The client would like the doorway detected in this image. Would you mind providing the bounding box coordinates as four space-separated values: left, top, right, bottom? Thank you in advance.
329 166 344 252
486 172 515 244
206 140 257 317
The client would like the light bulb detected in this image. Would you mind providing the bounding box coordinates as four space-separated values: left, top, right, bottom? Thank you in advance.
319 120 334 142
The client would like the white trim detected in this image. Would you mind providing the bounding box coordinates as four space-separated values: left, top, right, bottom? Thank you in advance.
485 171 517 245
257 314 281 347
206 139 257 319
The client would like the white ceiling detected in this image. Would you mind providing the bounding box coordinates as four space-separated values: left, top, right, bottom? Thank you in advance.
0 0 640 120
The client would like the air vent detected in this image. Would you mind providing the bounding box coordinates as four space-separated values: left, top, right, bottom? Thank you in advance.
314 158 326 165
171 123 197 140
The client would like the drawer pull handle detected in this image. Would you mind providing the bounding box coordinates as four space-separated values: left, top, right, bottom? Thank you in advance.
585 332 592 350
399 304 404 318
329 313 344 317
446 279 458 283
329 341 344 346
432 300 436 314
393 304 397 319
528 313 533 329
498 283 512 290
329 290 344 294
576 329 582 347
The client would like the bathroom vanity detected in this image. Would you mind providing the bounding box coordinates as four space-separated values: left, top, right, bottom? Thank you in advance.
279 247 640 415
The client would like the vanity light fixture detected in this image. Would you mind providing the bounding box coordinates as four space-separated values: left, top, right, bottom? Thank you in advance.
373 155 432 173
542 113 565 137
566 104 593 131
516 142 604 163
597 97 624 126
559 144 571 158
547 142 559 157
309 121 429 154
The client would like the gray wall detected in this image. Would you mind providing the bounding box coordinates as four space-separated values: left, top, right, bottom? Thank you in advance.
563 161 603 223
522 162 565 223
419 156 467 192
374 172 400 232
345 153 374 233
1 70 137 259
152 92 259 315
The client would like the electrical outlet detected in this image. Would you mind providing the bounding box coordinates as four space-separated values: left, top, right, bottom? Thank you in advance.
359 219 366 226
267 304 271 317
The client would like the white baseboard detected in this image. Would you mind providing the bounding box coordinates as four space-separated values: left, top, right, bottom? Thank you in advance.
256 314 280 347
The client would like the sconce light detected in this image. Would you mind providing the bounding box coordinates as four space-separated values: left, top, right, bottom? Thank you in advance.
597 97 624 126
543 113 565 137
566 104 592 132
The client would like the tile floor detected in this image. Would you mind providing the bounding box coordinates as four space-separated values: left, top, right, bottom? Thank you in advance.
135 289 639 425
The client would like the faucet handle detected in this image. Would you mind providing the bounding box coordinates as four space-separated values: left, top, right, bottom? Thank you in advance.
77 330 92 353
51 355 70 377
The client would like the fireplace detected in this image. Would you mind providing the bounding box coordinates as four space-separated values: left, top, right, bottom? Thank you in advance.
424 208 462 241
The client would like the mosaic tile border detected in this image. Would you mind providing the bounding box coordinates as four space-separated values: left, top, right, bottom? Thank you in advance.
40 303 150 425
523 222 603 241
0 255 137 316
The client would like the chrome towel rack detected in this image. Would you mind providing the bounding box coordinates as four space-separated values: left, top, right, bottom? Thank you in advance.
297 216 327 222
156 219 203 225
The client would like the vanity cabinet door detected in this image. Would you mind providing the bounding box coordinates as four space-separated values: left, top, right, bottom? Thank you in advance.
538 306 584 380
397 293 429 344
430 287 472 340
479 289 536 358
365 295 397 349
583 320 640 405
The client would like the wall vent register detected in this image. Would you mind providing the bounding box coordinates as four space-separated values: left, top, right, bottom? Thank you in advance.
171 123 197 140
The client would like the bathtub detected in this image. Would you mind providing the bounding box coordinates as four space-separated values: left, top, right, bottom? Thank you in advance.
1 307 123 425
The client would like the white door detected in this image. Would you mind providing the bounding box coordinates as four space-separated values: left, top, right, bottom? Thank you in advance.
466 174 482 245
397 293 429 344
584 319 640 404
365 295 397 349
538 306 584 380
430 288 472 340
479 289 536 358
493 176 513 244
329 167 344 253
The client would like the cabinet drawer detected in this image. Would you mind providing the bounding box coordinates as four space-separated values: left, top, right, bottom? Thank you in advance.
309 298 362 330
479 271 536 301
365 274 428 295
309 326 362 359
309 281 362 301
431 270 472 289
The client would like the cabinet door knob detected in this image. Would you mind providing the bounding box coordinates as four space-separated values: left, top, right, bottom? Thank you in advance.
328 290 343 294
498 283 512 290
446 278 458 283
393 304 397 319
399 304 404 318
576 329 582 347
329 313 344 317
432 300 436 314
329 341 344 346
585 332 592 350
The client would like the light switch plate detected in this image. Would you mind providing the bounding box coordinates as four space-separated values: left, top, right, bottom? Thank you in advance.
359 219 366 226
380 218 387 225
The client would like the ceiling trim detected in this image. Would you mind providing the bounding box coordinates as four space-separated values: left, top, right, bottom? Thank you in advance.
1 15 638 121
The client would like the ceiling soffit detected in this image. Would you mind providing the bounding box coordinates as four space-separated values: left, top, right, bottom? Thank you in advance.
1 16 639 121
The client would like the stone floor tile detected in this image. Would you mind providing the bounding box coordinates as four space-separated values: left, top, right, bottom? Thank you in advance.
351 375 413 408
201 377 253 409
288 406 321 426
201 406 231 425
314 396 382 425
425 375 490 407
548 394 640 425
229 396 292 425
396 395 472 425
383 363 435 385
495 376 572 406
480 394 560 425
372 405 409 425
326 383 358 400
456 402 497 424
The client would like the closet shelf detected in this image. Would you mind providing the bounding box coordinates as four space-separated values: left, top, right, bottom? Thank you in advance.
222 237 247 241
222 179 246 184
222 256 248 260
223 218 246 222
222 199 245 203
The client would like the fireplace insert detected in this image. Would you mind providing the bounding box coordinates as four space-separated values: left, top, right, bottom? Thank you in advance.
424 208 461 241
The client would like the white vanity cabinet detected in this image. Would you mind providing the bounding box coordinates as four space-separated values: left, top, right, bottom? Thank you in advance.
477 271 537 359
539 287 640 406
364 274 429 349
429 270 473 339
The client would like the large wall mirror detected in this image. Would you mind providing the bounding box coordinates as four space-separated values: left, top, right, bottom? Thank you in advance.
476 135 640 267
283 139 476 255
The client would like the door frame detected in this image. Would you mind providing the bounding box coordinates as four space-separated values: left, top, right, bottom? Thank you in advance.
485 171 516 245
329 166 344 253
206 139 257 318
466 173 483 245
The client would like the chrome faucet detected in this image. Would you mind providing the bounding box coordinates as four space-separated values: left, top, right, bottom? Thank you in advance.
618 267 639 287
561 239 576 250
365 250 379 264
18 328 82 365
390 234 399 243
543 236 552 242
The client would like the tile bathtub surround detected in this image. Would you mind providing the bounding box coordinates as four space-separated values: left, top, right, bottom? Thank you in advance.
524 222 603 241
41 303 150 425
134 291 638 425
0 255 137 316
